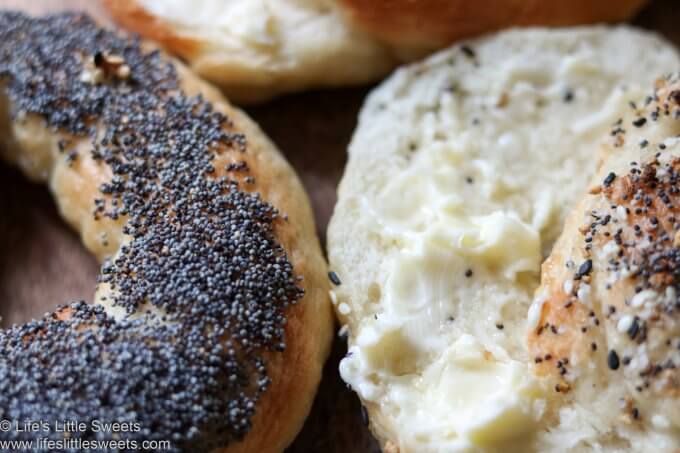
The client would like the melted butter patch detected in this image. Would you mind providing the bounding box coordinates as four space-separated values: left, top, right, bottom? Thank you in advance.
422 335 540 447
375 194 541 281
463 212 540 279
341 334 542 451
340 216 542 450
377 217 539 351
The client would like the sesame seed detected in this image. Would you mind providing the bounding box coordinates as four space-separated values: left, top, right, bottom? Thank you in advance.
574 259 593 280
603 172 616 187
461 45 476 58
360 405 369 426
632 117 647 127
608 350 620 370
627 317 640 339
328 271 342 286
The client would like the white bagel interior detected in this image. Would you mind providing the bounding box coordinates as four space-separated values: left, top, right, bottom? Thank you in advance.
115 0 399 102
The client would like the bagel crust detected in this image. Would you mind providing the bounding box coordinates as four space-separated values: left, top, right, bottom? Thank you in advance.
528 76 680 452
0 12 332 452
338 0 649 49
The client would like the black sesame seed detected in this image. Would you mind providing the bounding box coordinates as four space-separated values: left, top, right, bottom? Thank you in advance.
360 405 369 426
465 269 473 278
328 271 342 286
632 117 647 128
627 317 640 339
607 350 620 370
461 45 476 58
574 259 593 280
603 172 616 187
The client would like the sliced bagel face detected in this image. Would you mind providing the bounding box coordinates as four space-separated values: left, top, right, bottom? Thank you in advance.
104 0 398 103
328 26 680 452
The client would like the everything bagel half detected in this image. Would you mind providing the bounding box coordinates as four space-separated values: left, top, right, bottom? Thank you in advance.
328 26 679 452
0 11 332 452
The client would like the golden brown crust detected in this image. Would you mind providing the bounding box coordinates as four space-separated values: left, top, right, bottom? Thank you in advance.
102 0 202 60
338 0 649 48
0 46 332 453
183 72 335 453
527 77 680 446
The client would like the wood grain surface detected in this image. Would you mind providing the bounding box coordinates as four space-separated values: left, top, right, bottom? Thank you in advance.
0 1 678 452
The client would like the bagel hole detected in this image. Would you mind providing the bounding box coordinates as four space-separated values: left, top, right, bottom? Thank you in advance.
0 165 99 328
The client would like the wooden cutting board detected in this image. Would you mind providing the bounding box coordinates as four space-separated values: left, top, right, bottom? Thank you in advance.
0 1 678 452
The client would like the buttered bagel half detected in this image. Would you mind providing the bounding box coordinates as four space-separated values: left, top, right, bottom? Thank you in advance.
104 0 648 102
328 27 680 452
104 0 397 103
